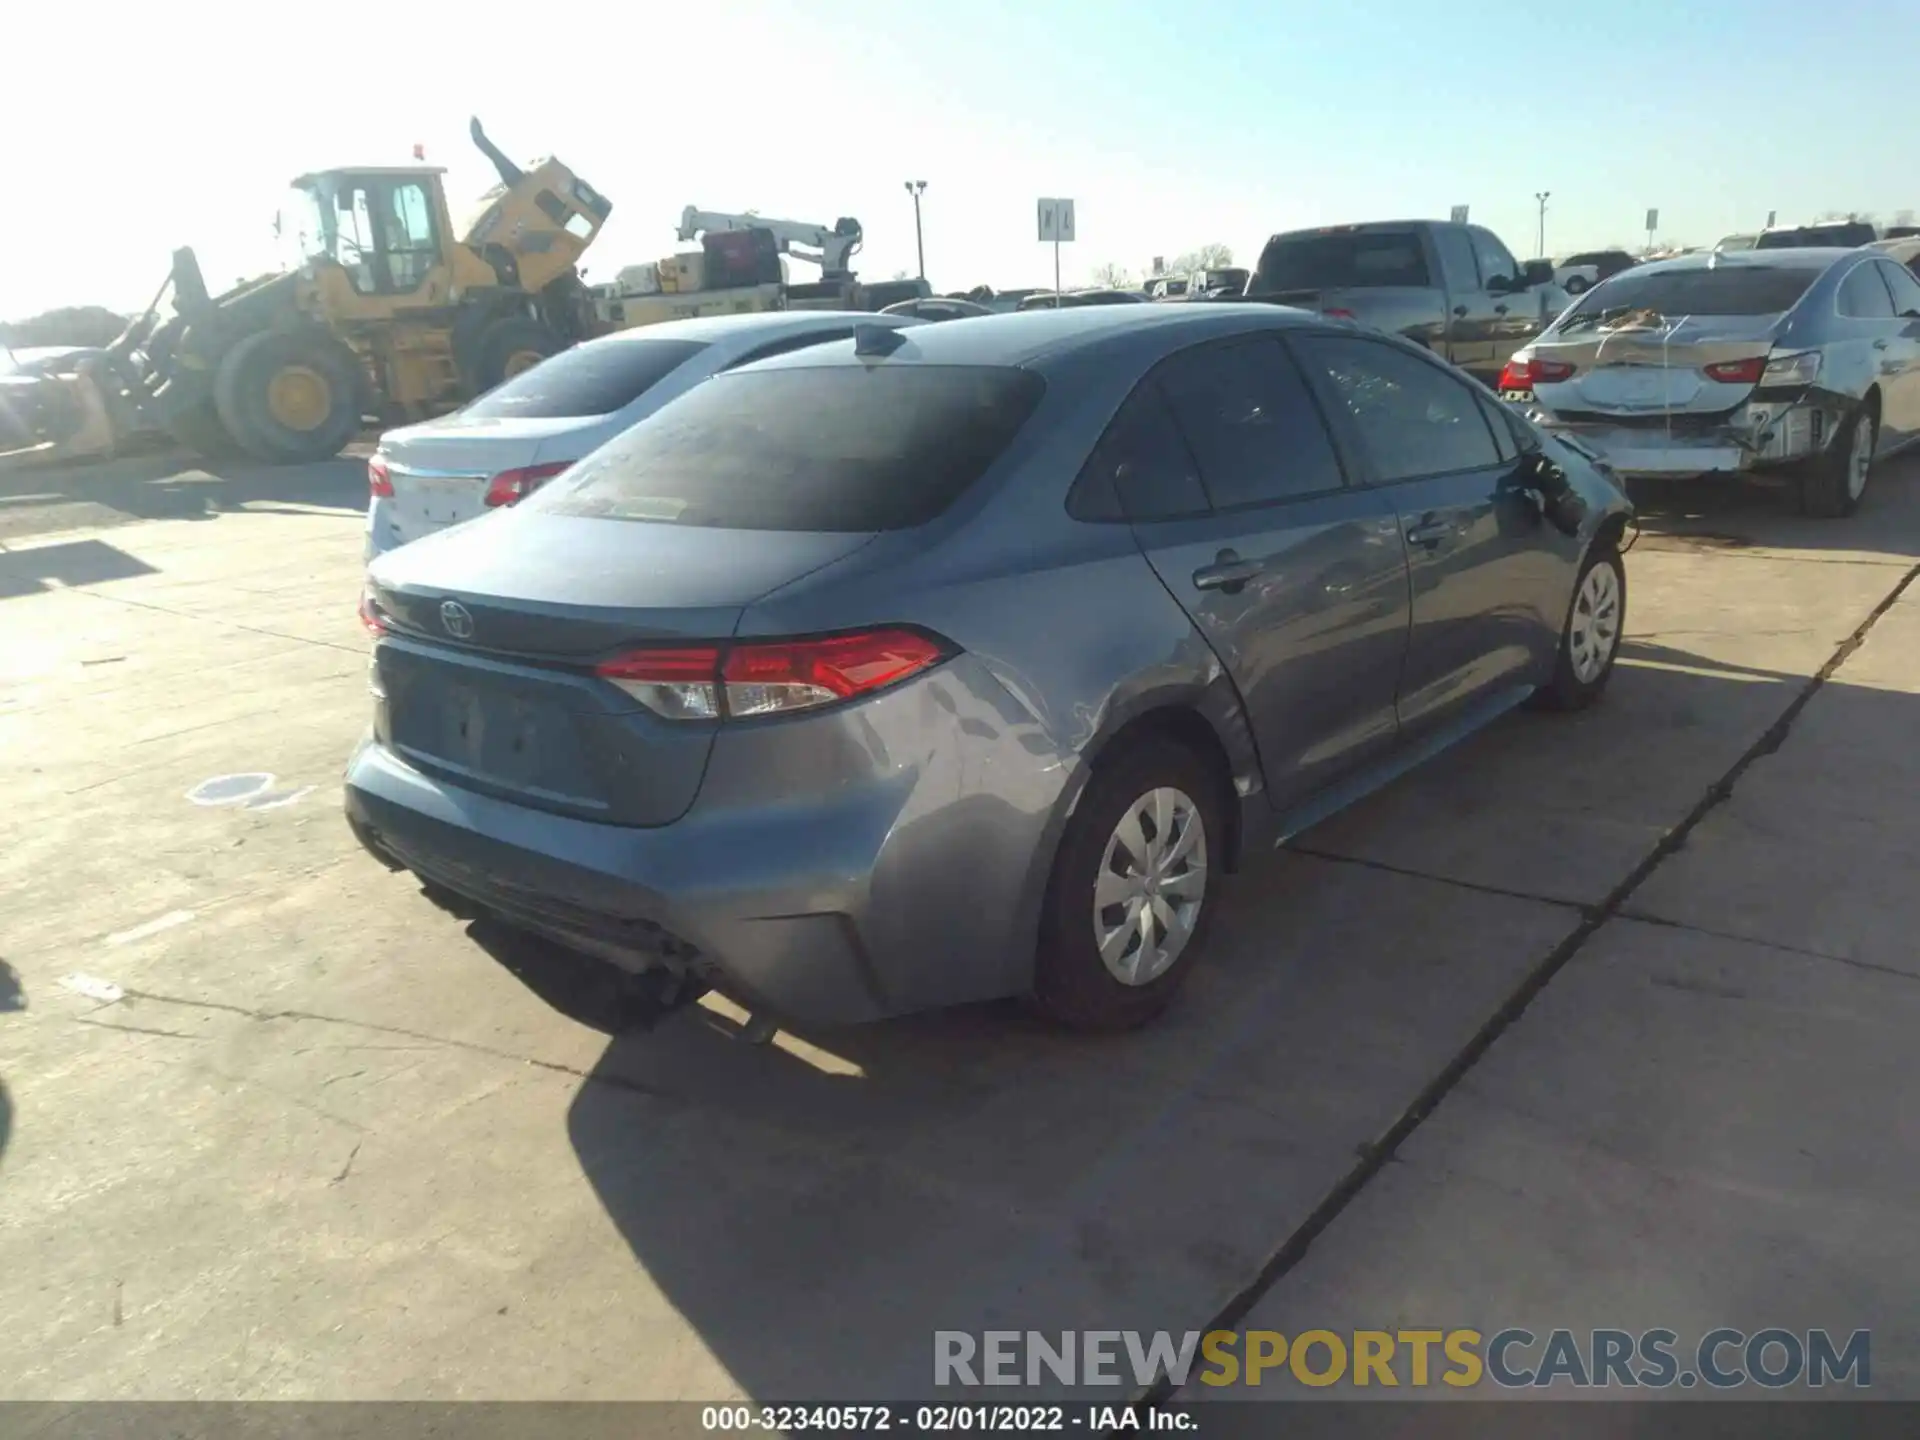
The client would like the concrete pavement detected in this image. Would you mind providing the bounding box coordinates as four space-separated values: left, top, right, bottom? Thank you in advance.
2 452 1917 1403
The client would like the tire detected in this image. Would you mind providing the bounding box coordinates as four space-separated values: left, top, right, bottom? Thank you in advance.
213 329 364 463
1564 275 1590 294
1031 736 1225 1032
1795 401 1876 519
474 317 563 393
1534 543 1627 712
160 398 243 460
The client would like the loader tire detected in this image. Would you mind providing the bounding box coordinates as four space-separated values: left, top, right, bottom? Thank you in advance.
474 318 563 393
214 330 363 464
162 399 243 461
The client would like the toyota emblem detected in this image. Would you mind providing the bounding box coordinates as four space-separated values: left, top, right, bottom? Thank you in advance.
439 600 475 640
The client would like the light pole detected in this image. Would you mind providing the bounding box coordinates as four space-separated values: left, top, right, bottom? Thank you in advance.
1534 191 1551 260
903 181 927 282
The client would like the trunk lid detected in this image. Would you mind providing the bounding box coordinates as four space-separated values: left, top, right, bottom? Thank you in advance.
1531 313 1782 416
368 513 877 825
380 417 597 536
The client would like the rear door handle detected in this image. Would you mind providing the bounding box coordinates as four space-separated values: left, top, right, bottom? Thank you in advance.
1873 338 1890 350
1494 304 1510 315
1452 304 1469 317
1405 516 1450 548
1193 552 1263 592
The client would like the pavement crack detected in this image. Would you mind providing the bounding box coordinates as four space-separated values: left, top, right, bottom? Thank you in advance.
65 586 364 655
72 1017 207 1042
1618 908 1920 985
1122 558 1920 1425
1286 846 1586 912
332 1141 362 1184
114 985 672 1098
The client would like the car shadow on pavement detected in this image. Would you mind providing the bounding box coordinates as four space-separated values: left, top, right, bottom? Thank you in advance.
0 451 367 529
1626 451 1920 558
523 640 1920 1405
0 537 159 599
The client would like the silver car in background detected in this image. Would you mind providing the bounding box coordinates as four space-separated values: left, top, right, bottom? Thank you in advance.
364 310 922 560
1501 247 1920 517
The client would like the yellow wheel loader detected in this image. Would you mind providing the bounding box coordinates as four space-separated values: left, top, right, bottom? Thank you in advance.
109 118 610 464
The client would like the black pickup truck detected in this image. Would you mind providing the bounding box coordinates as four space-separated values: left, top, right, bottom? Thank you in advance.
1241 220 1564 388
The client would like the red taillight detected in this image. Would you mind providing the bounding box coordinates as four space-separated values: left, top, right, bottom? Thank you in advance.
368 454 394 498
1703 357 1766 385
1498 355 1575 390
593 629 950 721
1323 307 1358 320
359 586 388 636
483 461 572 508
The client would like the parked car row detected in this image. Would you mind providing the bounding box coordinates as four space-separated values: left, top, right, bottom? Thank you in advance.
1498 242 1920 517
348 301 1631 1034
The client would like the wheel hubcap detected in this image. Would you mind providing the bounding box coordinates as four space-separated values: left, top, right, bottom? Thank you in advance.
1568 561 1622 685
266 365 333 432
1847 414 1873 500
1092 786 1208 987
504 349 545 378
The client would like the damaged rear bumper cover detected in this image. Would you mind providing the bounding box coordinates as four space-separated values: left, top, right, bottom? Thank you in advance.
1532 392 1848 481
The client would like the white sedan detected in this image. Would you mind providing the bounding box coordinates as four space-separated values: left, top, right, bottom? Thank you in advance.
364 310 924 561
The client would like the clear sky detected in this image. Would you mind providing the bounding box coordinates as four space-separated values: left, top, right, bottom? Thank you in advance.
9 0 1916 320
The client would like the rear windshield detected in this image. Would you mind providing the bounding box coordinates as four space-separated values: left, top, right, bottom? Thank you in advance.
530 364 1047 532
463 338 708 419
1253 231 1431 291
1756 224 1875 249
1561 265 1821 323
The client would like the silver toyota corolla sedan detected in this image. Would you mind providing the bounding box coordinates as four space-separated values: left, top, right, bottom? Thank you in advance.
1500 247 1920 517
346 306 1631 1032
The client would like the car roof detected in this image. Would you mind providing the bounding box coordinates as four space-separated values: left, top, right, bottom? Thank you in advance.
1626 247 1856 277
737 303 1321 372
585 309 917 347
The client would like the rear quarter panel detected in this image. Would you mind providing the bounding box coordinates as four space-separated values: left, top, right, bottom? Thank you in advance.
731 351 1265 1000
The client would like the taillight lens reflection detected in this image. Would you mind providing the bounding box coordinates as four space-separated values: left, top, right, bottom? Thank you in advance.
368 454 394 498
594 629 951 721
483 461 573 508
1499 355 1575 389
1703 357 1766 385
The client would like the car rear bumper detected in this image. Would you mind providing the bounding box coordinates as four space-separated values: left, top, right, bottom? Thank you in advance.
342 656 1076 1025
1534 399 1824 480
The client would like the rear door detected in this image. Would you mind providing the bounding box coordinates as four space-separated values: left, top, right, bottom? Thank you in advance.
1291 332 1567 737
1095 336 1411 810
1430 225 1489 373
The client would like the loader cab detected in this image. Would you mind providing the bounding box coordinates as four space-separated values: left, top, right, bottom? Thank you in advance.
285 167 455 301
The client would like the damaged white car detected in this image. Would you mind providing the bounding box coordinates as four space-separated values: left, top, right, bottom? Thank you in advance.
1497 247 1920 517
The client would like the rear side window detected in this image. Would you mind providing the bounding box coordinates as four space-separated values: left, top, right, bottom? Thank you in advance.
1877 260 1920 315
1560 265 1820 322
533 365 1045 532
1295 335 1503 483
1838 264 1896 319
1253 231 1431 292
464 338 708 419
1071 386 1209 522
1156 339 1348 507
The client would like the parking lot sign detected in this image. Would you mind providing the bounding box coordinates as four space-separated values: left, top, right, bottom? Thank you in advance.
1645 208 1659 233
1450 205 1469 224
1037 198 1077 244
